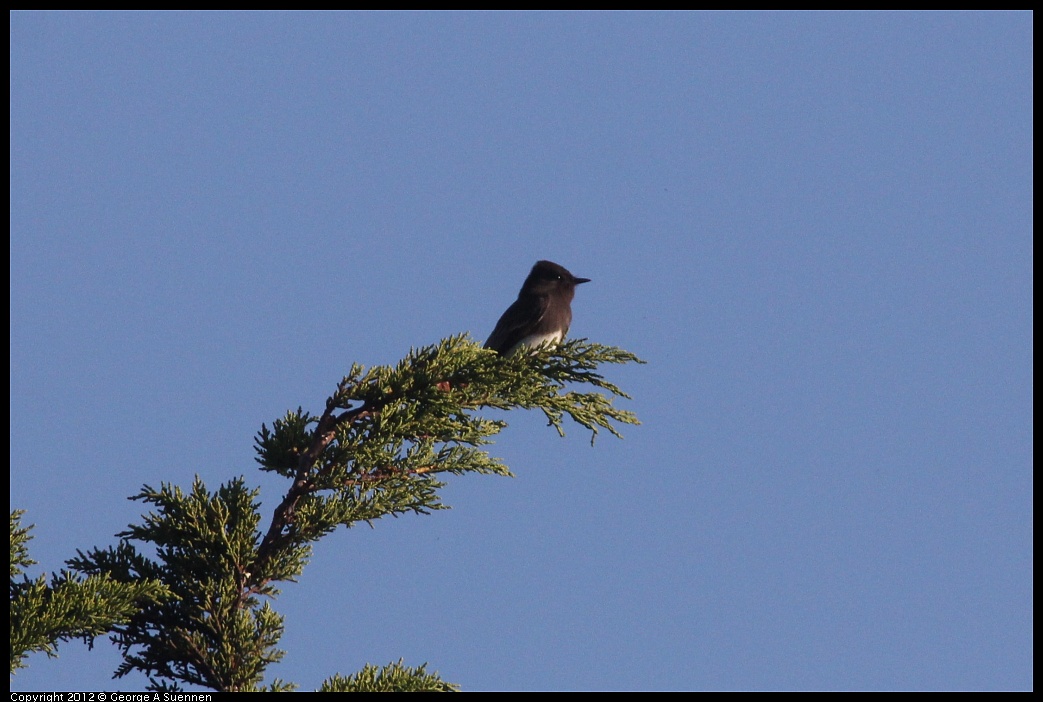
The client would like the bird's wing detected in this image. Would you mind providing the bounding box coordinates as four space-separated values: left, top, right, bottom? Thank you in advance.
484 294 550 353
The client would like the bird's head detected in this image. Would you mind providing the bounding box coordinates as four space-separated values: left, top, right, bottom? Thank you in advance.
520 260 591 298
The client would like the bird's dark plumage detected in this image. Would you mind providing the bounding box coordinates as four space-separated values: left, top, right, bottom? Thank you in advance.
484 260 590 355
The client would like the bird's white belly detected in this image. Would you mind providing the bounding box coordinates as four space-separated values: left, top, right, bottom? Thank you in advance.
513 330 564 351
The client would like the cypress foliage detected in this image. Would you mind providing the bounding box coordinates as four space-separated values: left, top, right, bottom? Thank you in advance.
12 336 642 691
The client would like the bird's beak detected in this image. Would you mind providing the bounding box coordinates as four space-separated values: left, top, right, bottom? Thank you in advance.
574 277 591 285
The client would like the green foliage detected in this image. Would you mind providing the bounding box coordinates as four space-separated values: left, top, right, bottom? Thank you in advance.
12 335 642 690
10 511 168 675
320 660 460 692
68 479 285 691
11 511 33 578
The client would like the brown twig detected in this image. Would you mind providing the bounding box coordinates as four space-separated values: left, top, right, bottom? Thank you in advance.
340 463 438 486
253 400 374 576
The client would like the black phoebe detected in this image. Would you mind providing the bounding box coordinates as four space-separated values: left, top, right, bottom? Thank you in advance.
485 260 591 355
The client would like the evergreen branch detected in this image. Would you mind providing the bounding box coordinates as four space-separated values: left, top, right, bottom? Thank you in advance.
10 512 168 675
252 335 641 579
320 659 459 692
45 334 641 690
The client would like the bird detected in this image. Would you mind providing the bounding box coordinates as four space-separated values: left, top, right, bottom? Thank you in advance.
484 260 590 355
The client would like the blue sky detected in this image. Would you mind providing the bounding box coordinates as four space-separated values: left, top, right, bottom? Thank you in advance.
10 11 1032 692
